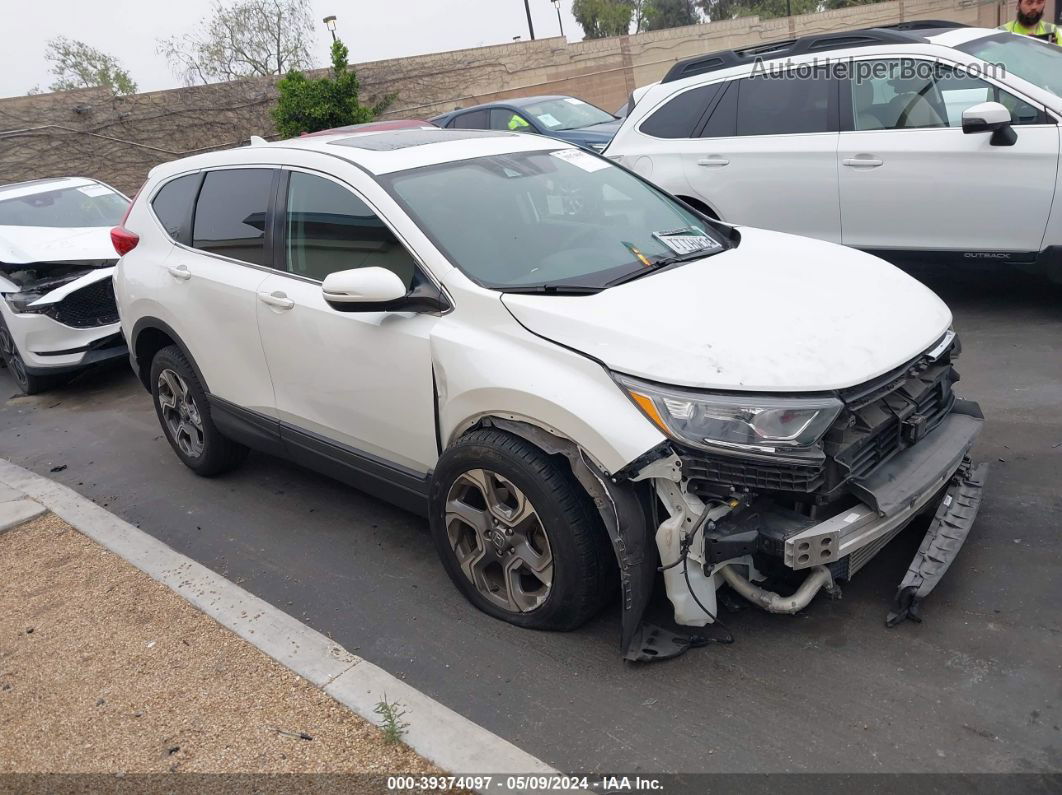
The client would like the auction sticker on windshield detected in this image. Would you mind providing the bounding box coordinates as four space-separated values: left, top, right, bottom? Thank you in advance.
653 227 722 255
551 149 611 172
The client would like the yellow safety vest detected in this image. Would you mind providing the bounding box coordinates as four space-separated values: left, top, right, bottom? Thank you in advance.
998 19 1062 45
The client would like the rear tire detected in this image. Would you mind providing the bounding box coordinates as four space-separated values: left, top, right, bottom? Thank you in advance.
429 428 614 631
149 345 247 476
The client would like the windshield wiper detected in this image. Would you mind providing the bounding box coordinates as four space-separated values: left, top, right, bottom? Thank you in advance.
502 284 603 295
603 249 715 287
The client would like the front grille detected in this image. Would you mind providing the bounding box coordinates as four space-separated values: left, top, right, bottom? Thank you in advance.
45 279 119 328
683 455 824 495
681 345 959 502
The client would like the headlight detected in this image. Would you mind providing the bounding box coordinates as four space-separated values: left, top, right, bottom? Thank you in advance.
3 292 49 314
615 374 843 454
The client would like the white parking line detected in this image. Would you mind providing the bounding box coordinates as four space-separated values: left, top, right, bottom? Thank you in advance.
0 456 557 781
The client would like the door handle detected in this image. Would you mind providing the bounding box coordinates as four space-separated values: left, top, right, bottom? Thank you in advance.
697 156 730 167
166 264 191 281
842 157 884 168
258 290 294 310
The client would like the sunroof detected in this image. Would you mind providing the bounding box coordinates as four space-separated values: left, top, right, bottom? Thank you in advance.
328 129 512 151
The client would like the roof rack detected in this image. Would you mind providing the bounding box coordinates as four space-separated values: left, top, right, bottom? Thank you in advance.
660 21 967 84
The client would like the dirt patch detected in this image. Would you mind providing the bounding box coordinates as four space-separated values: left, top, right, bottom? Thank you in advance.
0 513 444 775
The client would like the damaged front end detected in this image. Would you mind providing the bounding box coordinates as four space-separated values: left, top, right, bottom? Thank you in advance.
616 332 987 661
1 260 120 328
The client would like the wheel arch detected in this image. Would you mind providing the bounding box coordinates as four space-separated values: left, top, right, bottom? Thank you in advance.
450 415 658 657
130 317 209 393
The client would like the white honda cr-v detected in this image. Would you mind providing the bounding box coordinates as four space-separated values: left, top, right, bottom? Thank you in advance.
606 21 1062 281
113 128 987 660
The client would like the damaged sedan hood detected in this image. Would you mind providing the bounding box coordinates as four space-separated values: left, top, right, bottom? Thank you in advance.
501 228 952 392
0 225 117 266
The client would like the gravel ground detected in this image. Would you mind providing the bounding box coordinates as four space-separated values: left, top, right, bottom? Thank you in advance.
0 513 444 776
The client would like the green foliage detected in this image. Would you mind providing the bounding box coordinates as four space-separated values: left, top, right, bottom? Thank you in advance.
642 0 700 30
272 39 380 138
572 0 634 38
43 37 137 95
373 696 409 745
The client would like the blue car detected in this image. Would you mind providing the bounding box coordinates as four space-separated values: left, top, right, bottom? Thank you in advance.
429 95 620 151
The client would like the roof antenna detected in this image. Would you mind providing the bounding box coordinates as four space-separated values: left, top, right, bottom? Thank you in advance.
248 135 267 146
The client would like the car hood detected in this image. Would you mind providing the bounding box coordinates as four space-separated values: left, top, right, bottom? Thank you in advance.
0 225 117 265
556 120 621 143
500 228 953 392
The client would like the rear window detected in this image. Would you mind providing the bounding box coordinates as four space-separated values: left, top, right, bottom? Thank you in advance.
191 169 274 266
640 84 722 138
151 174 202 245
0 184 128 228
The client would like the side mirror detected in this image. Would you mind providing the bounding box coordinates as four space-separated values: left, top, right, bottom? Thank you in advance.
322 267 407 306
962 101 1017 146
322 266 451 314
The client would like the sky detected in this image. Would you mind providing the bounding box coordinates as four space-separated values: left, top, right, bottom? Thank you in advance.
1 0 584 99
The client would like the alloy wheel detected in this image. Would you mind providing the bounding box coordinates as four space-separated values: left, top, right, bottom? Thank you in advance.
157 368 205 459
445 468 554 614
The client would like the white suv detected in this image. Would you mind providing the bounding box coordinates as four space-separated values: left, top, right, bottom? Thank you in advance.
113 128 986 660
607 21 1062 280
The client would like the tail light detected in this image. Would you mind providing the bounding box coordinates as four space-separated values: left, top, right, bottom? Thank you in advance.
111 184 143 256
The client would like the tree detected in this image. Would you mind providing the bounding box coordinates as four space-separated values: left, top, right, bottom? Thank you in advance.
159 0 314 86
642 0 701 30
41 37 137 95
272 39 392 138
696 0 838 21
572 0 634 39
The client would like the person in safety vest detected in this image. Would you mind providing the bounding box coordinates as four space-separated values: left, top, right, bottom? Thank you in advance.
999 0 1062 44
507 113 531 131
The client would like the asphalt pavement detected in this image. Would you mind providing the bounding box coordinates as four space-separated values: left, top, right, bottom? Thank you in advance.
1 266 1060 775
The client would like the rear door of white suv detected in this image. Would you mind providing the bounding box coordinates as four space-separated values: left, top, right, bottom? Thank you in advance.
254 164 440 479
150 167 279 416
618 67 842 242
838 56 1058 254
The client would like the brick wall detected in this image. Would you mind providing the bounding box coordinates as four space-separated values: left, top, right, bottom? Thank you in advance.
0 0 1000 194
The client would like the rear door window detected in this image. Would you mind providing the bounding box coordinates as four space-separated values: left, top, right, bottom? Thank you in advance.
151 173 202 245
640 83 723 138
450 110 490 129
735 72 832 135
191 168 275 266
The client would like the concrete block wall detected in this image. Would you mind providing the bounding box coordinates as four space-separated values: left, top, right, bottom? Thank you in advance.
0 0 1001 193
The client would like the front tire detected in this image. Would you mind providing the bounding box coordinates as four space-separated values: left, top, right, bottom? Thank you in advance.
149 345 247 476
0 317 67 395
429 428 614 631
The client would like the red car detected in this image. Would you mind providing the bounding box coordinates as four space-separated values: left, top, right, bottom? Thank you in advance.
300 119 437 137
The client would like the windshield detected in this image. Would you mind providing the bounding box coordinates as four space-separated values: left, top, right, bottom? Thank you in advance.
520 98 615 131
957 32 1062 98
0 184 129 228
382 148 728 290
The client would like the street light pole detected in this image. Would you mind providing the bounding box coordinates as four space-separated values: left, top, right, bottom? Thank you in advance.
552 0 565 37
322 15 337 42
523 0 536 40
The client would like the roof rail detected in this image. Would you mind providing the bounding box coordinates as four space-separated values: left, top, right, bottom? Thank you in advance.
660 22 964 84
877 20 970 31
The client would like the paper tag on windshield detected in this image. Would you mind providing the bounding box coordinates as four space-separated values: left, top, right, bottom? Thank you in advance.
551 149 610 172
538 113 562 128
77 185 112 198
653 227 722 255
564 97 586 105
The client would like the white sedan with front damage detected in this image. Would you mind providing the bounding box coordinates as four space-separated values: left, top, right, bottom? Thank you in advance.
0 177 129 394
113 129 987 661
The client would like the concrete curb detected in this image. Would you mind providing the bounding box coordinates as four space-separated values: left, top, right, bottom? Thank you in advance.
0 457 558 779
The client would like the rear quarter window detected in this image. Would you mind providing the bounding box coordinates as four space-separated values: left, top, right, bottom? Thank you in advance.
150 173 202 245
